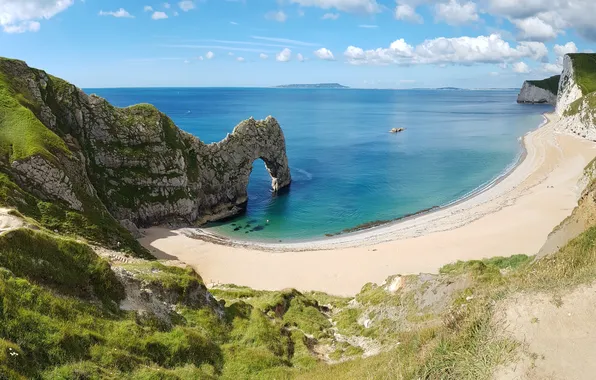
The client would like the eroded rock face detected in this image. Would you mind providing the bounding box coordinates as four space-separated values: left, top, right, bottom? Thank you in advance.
556 55 584 116
0 58 291 227
517 82 557 105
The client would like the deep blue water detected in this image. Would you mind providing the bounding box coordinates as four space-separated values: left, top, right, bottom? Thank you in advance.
86 87 552 241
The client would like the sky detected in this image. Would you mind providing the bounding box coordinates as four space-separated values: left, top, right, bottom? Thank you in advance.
1 0 596 88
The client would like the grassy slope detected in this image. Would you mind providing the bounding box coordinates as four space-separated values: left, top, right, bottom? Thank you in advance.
4 219 596 380
569 53 596 95
527 75 560 95
0 60 69 163
0 58 148 257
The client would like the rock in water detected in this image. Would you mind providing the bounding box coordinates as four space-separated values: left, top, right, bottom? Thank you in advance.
389 127 405 133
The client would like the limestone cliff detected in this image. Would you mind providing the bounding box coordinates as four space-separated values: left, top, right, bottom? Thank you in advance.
0 57 291 250
556 55 584 116
553 54 596 140
517 76 559 105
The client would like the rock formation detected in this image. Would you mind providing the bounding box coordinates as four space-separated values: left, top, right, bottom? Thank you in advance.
556 55 584 115
517 77 558 105
0 58 291 238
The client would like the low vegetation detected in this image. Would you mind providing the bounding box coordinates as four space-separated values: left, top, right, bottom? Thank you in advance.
569 53 596 95
3 215 596 379
527 75 560 95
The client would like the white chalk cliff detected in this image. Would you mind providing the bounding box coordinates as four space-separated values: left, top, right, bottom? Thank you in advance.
556 55 584 116
517 81 557 105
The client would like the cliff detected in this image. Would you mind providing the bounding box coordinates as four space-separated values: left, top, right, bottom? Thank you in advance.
516 75 559 105
0 58 290 251
554 54 596 140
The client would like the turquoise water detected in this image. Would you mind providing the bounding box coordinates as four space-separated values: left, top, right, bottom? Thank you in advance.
87 88 552 241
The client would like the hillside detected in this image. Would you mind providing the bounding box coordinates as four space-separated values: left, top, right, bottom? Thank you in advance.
0 58 290 254
517 75 559 105
527 75 560 95
1 56 596 379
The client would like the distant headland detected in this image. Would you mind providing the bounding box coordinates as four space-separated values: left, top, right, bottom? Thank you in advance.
275 83 350 89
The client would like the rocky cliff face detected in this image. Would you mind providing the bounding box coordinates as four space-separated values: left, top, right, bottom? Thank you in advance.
556 55 584 116
517 81 557 105
0 58 291 238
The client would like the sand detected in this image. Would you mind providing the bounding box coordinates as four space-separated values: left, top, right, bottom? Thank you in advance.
139 113 596 296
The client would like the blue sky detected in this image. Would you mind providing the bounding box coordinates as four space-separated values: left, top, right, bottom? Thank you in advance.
1 0 596 88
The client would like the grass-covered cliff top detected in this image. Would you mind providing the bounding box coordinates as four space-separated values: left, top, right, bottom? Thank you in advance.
0 59 70 163
528 75 561 95
569 53 596 95
527 75 560 95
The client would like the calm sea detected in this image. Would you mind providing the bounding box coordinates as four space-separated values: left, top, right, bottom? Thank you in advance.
87 87 552 241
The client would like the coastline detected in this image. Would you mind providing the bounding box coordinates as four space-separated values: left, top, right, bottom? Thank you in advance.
140 113 596 295
197 115 535 247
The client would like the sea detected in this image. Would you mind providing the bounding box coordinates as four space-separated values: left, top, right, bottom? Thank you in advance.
87 87 553 241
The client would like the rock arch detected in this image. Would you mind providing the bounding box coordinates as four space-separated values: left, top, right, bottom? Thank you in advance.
199 116 292 220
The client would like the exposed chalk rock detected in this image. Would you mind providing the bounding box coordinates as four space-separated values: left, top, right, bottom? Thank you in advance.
556 55 584 116
517 81 557 105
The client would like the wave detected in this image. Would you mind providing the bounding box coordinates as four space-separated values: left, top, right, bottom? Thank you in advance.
293 168 313 181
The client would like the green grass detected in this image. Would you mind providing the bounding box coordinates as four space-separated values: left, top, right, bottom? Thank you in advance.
0 228 124 305
0 172 149 256
0 69 70 162
528 75 560 95
569 53 596 95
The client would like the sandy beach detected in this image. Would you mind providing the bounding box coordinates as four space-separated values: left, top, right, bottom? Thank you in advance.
140 113 596 296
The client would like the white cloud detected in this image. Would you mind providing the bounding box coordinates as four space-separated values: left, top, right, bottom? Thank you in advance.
198 56 204 60
512 61 530 73
0 0 74 33
290 0 381 13
173 11 179 16
543 41 578 73
553 41 578 57
344 34 548 66
512 16 558 41
230 21 238 25
395 4 422 23
276 48 292 62
434 0 479 26
228 52 234 56
289 0 380 13
542 63 562 74
184 59 190 64
358 24 378 28
206 51 214 59
486 0 596 42
3 21 40 33
144 6 153 12
314 47 335 60
298 9 305 16
236 57 245 62
178 1 195 12
152 11 168 19
163 2 171 9
265 10 287 22
251 36 319 47
322 13 339 20
260 53 269 59
99 8 134 18
297 53 305 62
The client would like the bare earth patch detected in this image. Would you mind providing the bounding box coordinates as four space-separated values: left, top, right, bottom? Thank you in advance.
494 284 596 380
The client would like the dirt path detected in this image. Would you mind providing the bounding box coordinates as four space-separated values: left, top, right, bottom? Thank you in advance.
494 284 596 380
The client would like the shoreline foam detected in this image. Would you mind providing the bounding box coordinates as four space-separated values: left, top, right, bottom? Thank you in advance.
140 113 596 295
